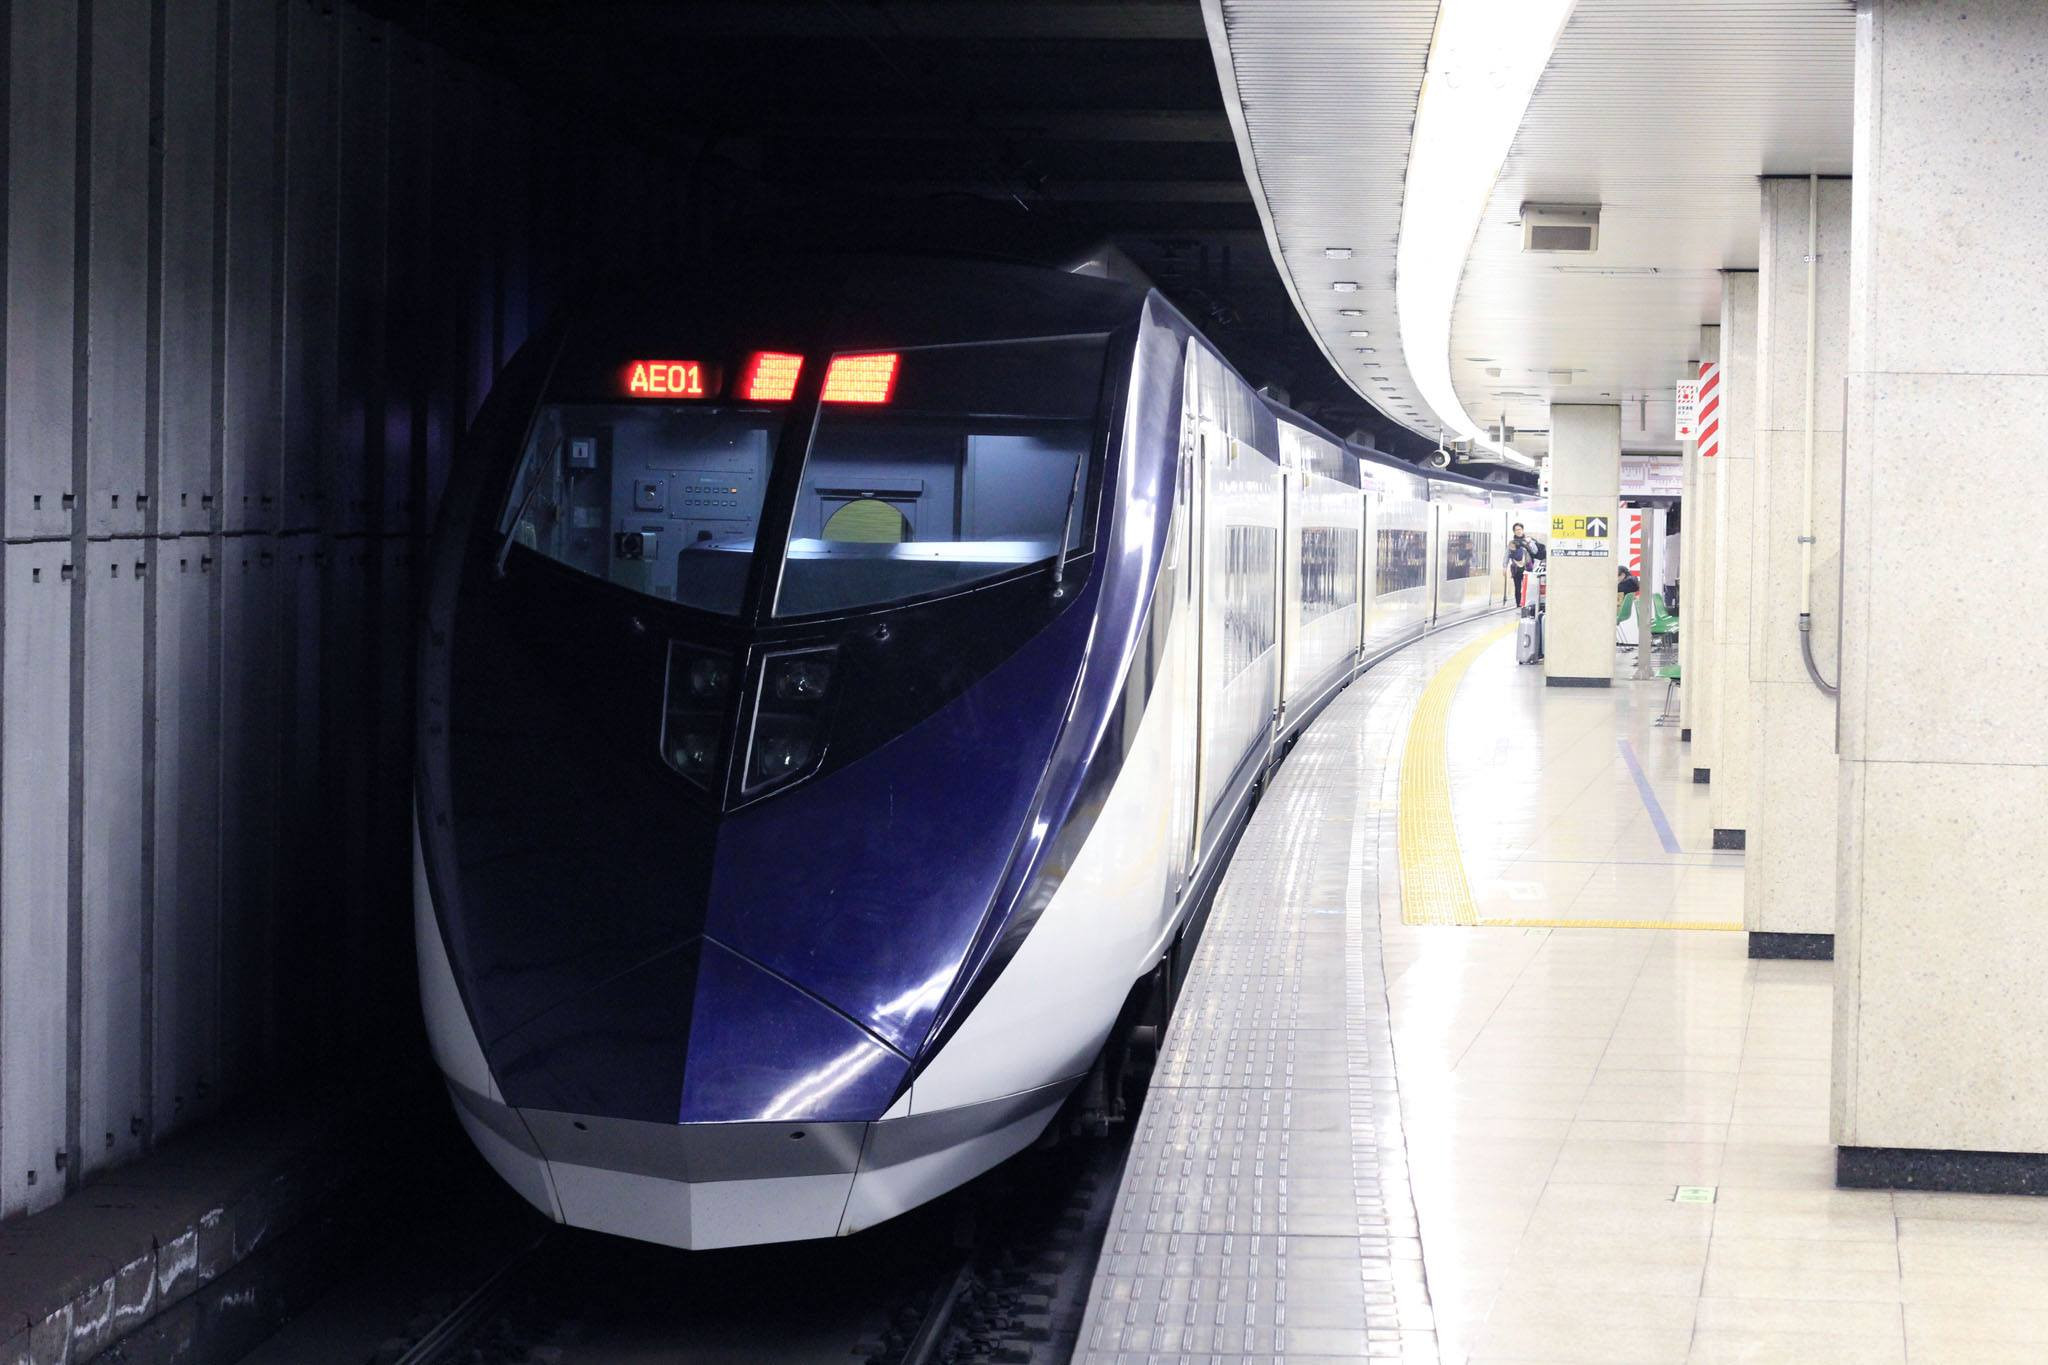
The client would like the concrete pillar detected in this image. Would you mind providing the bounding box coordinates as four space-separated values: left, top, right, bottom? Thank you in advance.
1835 0 2048 1189
1542 405 1621 688
1744 178 1850 958
1678 326 1719 743
1705 273 1757 847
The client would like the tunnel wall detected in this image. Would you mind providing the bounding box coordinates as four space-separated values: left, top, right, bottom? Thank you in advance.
0 0 683 1219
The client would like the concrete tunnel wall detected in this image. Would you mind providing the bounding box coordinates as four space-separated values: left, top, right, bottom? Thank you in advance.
0 0 689 1220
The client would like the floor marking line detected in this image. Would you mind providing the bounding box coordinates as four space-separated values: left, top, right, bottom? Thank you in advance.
1476 917 1743 932
1396 625 1743 934
1618 737 1684 854
1397 623 1516 926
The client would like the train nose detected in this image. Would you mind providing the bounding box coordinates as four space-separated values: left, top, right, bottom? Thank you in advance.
678 940 909 1123
452 936 914 1250
488 936 909 1125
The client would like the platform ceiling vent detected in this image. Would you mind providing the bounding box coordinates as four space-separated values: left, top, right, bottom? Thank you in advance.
1521 204 1601 253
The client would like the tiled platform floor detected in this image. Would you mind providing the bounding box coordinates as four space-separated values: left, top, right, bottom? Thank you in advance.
1080 617 2048 1364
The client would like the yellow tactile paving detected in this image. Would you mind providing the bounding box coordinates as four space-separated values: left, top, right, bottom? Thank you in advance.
1398 622 1740 933
1397 622 1514 926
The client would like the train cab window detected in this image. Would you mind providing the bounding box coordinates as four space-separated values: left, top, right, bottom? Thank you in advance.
774 334 1110 618
500 404 782 615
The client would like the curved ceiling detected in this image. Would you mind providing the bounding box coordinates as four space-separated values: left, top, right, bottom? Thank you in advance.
1206 0 1857 464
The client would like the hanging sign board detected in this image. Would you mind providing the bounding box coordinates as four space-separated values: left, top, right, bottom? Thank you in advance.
1550 513 1611 558
1674 380 1701 440
1620 455 1684 496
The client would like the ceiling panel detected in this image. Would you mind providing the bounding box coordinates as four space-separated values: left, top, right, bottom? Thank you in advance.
1453 0 1856 457
1207 0 1857 466
1204 0 1445 444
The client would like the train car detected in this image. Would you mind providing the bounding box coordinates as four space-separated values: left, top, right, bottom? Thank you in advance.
414 257 1539 1252
1360 458 1433 656
1430 481 1507 625
1276 419 1363 737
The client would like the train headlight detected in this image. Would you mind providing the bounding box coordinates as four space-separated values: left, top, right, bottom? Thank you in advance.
752 729 815 778
662 642 735 791
741 646 837 797
670 731 717 777
769 655 832 703
688 656 731 701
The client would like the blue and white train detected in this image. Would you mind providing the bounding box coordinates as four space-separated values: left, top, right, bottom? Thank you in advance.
413 258 1543 1250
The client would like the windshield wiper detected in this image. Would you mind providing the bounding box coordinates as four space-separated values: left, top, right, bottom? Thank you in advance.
1049 450 1088 598
494 433 563 579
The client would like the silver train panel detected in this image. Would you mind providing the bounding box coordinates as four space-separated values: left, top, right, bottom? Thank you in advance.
1430 484 1506 624
1363 467 1431 654
1182 345 1282 854
1278 421 1362 725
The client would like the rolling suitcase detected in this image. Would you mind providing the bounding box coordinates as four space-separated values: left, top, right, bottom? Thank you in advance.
1517 609 1542 665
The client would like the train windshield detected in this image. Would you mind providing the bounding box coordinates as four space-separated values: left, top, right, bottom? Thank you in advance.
772 334 1109 618
500 404 783 615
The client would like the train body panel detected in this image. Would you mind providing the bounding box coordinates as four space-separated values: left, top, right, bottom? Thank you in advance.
1279 421 1364 733
414 258 1540 1251
1432 483 1506 624
1183 344 1283 864
1363 463 1433 655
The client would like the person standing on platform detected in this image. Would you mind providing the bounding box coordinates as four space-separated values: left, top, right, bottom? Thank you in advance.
1507 522 1545 609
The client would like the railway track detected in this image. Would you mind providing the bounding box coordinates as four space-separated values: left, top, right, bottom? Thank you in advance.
244 1124 1127 1365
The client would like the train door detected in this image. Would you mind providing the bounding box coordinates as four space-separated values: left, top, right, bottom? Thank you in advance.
1167 349 1206 901
1194 421 1231 860
1359 488 1376 656
1428 502 1443 625
1274 462 1295 741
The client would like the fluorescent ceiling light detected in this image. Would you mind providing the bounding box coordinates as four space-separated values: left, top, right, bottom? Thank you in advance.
1552 265 1659 276
1348 329 1371 338
1324 247 1354 259
1331 281 1360 293
1395 0 1576 471
1338 308 1364 317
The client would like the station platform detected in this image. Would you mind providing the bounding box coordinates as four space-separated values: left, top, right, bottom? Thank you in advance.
1078 616 2048 1364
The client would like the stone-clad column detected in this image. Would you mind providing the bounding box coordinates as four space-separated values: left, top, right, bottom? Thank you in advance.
1706 273 1757 847
1677 326 1718 743
1744 178 1850 959
1835 0 2048 1190
1542 405 1621 688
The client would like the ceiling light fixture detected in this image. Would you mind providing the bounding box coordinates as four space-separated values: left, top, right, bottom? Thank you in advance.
1348 329 1371 338
1331 281 1360 293
1550 265 1659 276
1338 308 1364 317
1394 0 1576 472
1324 247 1354 259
